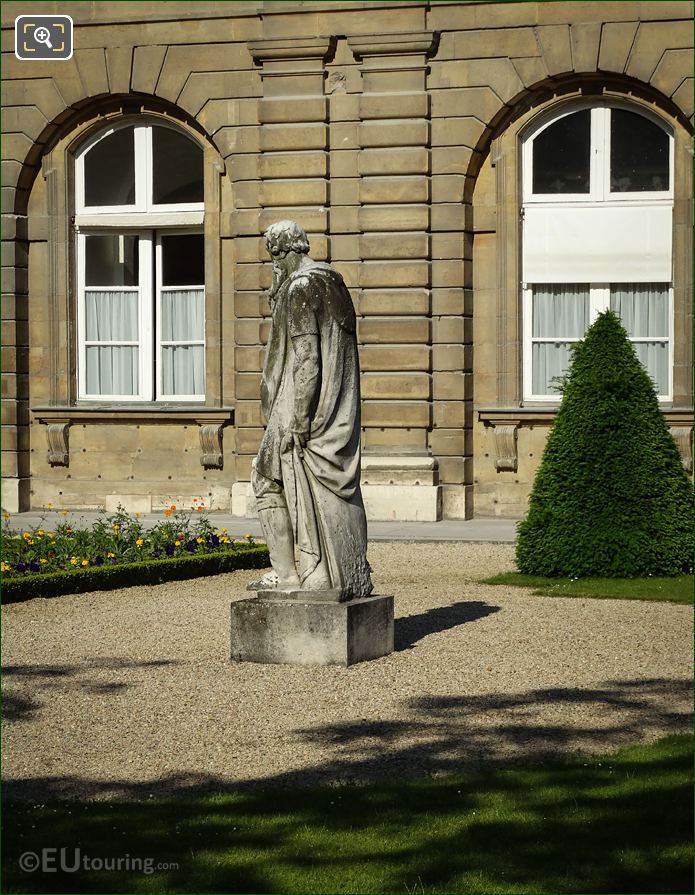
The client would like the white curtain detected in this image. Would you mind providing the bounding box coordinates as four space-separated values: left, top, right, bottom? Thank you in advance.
85 290 138 340
532 284 589 337
610 283 668 337
84 289 139 395
86 346 138 395
160 289 204 395
611 284 669 394
160 289 204 341
532 285 588 394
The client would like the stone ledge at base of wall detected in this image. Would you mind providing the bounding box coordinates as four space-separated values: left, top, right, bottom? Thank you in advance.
0 478 30 513
231 480 443 522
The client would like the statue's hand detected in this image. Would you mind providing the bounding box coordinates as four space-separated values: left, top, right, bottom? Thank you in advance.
280 429 308 456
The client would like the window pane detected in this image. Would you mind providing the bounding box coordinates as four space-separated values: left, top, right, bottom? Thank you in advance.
610 284 669 337
84 127 135 206
532 342 574 395
610 109 669 192
161 289 204 341
86 346 138 395
85 291 138 341
85 235 138 287
532 284 589 338
152 127 203 205
633 342 669 395
161 345 204 395
161 234 204 286
532 110 591 194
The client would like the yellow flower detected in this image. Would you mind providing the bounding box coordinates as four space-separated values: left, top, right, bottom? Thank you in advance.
1 561 10 572
26 538 35 546
175 540 182 547
61 510 69 517
221 536 231 544
70 558 78 565
22 532 31 540
81 559 89 566
107 552 116 558
40 559 48 565
37 530 45 536
47 502 53 509
221 527 227 533
112 523 120 530
136 539 144 547
244 534 253 539
47 533 55 539
196 537 205 544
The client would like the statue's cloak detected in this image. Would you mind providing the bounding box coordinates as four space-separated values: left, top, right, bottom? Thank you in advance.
256 261 372 597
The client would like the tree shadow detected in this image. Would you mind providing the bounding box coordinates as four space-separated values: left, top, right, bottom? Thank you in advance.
394 600 501 651
1 659 178 723
1 677 692 894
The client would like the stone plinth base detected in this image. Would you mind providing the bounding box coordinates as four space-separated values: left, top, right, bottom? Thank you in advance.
230 593 394 666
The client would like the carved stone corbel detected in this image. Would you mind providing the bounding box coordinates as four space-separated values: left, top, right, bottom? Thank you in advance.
492 423 519 472
199 423 224 469
669 426 693 473
46 420 70 467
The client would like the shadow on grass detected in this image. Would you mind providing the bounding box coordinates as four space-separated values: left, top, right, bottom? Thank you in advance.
2 679 692 894
394 600 500 651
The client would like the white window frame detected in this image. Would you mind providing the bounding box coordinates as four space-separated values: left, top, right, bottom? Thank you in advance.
522 102 674 206
74 118 205 403
522 283 674 403
155 231 206 403
77 229 153 402
75 120 204 218
522 102 674 404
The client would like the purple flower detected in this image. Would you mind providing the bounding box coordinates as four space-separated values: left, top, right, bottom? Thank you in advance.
17 562 27 573
29 562 40 573
109 557 118 564
165 545 175 557
94 555 104 566
210 534 220 547
185 540 196 553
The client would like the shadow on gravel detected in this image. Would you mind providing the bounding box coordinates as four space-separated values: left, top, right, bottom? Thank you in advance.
1 659 179 722
394 600 501 651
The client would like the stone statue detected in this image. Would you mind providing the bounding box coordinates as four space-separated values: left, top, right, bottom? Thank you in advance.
250 220 373 600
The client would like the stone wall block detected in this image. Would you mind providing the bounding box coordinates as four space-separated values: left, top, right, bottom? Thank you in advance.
358 260 430 289
534 25 573 76
361 372 431 400
358 147 429 176
570 22 601 73
360 120 429 148
359 232 429 260
131 45 167 95
358 204 430 232
358 317 430 344
359 92 429 120
359 344 430 371
597 21 639 74
359 177 429 204
260 124 328 152
361 401 430 428
358 289 430 316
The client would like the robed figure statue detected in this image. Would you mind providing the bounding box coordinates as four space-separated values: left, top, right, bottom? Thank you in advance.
250 220 373 600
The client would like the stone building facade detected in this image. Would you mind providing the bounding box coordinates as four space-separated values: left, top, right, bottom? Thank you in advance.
2 1 693 519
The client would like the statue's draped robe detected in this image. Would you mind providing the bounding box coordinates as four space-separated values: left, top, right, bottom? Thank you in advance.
256 262 373 598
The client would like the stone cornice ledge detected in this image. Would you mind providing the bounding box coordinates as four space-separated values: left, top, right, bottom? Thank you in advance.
478 406 694 426
347 31 438 59
248 37 334 62
32 406 234 425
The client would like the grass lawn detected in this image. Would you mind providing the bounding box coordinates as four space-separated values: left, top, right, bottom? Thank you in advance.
483 572 693 604
2 735 692 894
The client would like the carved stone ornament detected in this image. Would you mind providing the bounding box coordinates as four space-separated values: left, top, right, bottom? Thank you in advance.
46 421 70 467
199 423 224 469
669 426 694 473
492 423 519 472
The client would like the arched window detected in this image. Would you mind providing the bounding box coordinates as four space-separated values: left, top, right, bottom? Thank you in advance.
74 120 205 401
521 103 674 401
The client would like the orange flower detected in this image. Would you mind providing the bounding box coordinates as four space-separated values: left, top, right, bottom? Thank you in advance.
197 506 203 513
164 509 172 518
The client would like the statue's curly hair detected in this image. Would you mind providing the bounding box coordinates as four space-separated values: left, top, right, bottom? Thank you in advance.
264 220 310 255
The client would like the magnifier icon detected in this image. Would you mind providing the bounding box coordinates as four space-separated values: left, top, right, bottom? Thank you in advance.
33 26 53 49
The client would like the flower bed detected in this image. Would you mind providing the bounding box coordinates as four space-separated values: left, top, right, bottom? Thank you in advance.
1 504 269 603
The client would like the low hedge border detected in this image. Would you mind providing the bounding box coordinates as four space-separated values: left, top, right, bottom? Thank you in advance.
1 545 270 604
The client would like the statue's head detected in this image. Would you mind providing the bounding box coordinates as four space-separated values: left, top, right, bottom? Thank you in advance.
264 220 310 258
264 220 310 299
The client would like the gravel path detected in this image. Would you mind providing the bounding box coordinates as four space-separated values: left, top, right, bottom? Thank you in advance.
2 543 692 801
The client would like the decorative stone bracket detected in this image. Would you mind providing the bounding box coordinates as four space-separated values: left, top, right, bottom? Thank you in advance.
33 408 234 470
490 423 519 472
46 419 70 467
199 422 225 469
669 426 694 473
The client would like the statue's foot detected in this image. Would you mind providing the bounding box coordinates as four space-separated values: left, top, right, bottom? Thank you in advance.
247 571 301 592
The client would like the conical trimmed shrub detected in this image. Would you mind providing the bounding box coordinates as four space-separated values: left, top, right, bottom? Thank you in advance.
517 310 693 577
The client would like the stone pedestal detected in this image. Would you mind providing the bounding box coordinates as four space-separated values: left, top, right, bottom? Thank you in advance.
230 593 394 666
